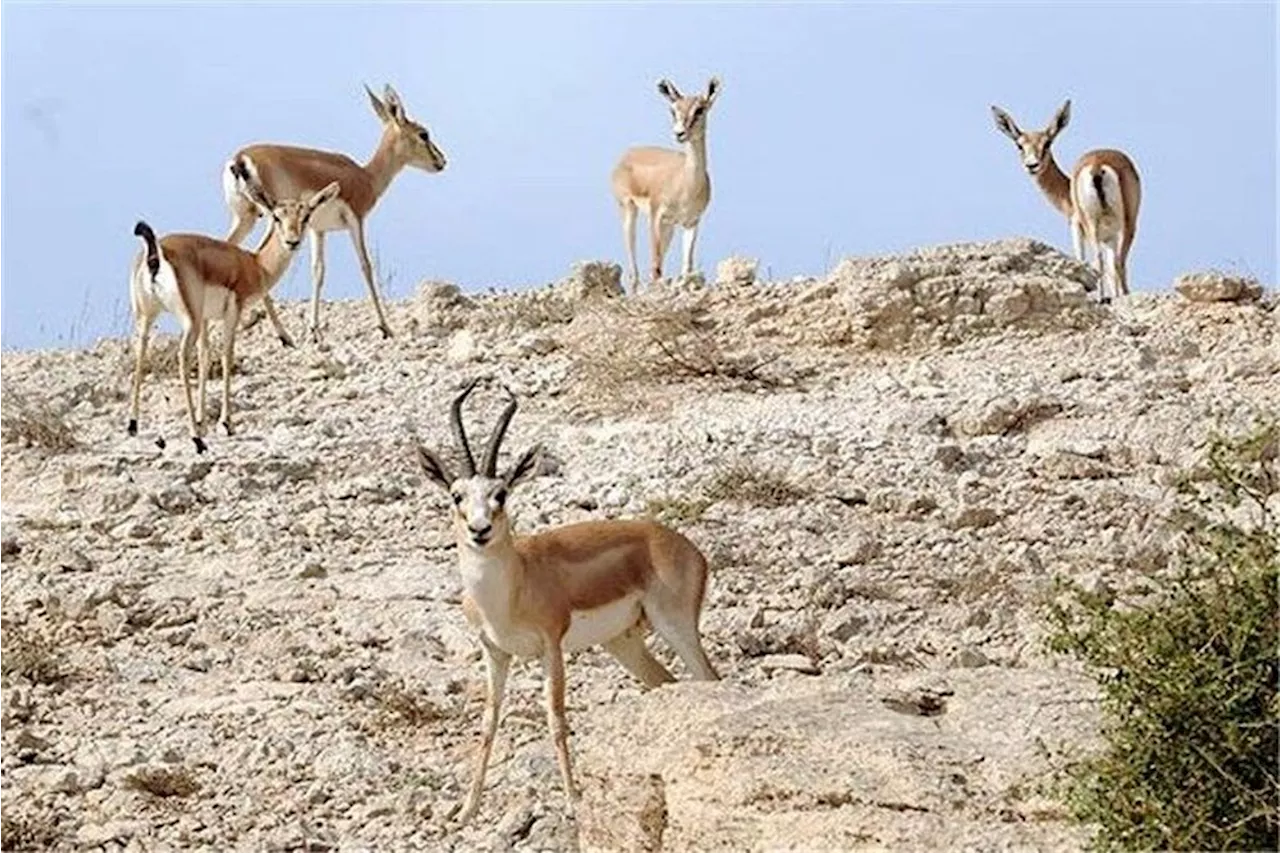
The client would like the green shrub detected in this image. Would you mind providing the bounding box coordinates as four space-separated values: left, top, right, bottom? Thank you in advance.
1046 422 1279 851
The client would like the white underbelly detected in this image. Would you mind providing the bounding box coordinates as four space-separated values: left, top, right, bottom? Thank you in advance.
307 199 351 233
562 593 643 653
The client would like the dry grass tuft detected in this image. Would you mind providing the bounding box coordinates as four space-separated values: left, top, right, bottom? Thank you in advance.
704 461 809 508
123 765 202 799
369 680 445 730
567 299 791 412
0 620 67 686
0 803 68 851
646 460 808 526
0 390 78 452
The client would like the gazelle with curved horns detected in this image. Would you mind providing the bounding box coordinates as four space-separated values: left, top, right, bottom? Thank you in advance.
991 100 1142 303
129 167 340 452
416 381 720 821
223 84 447 341
611 76 722 292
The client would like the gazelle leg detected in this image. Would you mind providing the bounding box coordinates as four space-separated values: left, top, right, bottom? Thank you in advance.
224 205 258 245
1099 242 1118 305
196 323 209 431
1070 216 1085 264
648 208 665 285
218 306 238 435
604 623 676 689
621 202 640 293
644 602 719 681
308 231 327 343
540 638 578 813
127 312 156 436
346 216 394 339
652 218 675 285
1115 231 1133 297
457 637 511 824
176 323 206 454
260 294 295 348
680 223 699 278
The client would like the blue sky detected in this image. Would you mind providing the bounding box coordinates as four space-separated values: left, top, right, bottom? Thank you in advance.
2 2 1275 350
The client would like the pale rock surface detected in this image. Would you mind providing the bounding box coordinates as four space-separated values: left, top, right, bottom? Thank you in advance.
1174 270 1264 303
0 240 1274 850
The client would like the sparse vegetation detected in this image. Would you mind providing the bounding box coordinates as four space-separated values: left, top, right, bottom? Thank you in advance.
0 389 78 452
0 802 68 851
1046 422 1279 851
0 619 67 686
123 765 202 799
569 299 793 412
368 679 445 729
646 461 808 525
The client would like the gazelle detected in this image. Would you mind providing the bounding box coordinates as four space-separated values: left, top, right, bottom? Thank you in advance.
223 84 446 341
415 380 720 822
991 100 1142 303
129 168 340 453
611 76 721 292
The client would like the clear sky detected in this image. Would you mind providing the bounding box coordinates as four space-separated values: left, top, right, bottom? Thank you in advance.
2 2 1275 350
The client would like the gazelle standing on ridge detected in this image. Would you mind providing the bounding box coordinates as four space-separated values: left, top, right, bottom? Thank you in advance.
991 100 1141 303
223 84 446 341
415 380 720 822
611 76 721 292
129 168 340 453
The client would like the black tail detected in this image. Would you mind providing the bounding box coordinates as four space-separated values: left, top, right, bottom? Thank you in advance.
1091 170 1108 212
134 221 160 278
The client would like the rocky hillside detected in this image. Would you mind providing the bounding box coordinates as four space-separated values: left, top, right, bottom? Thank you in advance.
1 239 1275 852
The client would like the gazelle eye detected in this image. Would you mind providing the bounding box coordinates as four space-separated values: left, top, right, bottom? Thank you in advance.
493 488 507 506
418 130 430 143
451 492 463 506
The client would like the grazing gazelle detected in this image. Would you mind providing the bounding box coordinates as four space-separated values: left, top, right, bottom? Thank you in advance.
223 84 447 341
991 100 1142 303
129 168 340 452
611 76 722 291
415 381 719 821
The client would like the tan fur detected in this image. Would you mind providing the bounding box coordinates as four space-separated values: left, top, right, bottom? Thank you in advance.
991 100 1142 299
128 182 338 452
225 85 446 340
416 389 718 823
611 77 720 290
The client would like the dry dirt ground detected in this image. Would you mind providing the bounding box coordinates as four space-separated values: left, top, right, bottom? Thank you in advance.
1 239 1276 852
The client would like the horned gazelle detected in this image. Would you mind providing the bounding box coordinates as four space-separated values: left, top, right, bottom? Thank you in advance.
128 167 340 452
415 381 719 821
223 84 446 341
611 76 721 291
991 100 1142 303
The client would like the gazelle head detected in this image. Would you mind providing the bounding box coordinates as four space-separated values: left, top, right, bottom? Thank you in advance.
991 100 1071 175
657 76 721 144
417 380 540 551
236 168 341 251
366 84 448 174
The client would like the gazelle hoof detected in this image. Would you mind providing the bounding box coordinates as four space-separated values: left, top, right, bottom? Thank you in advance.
155 436 167 450
1100 297 1113 306
127 419 138 436
379 324 393 339
279 335 296 349
220 421 233 436
193 436 208 454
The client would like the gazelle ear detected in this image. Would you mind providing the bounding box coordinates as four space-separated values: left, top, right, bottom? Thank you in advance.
503 444 540 489
1048 99 1071 138
416 445 453 491
657 79 682 103
705 76 721 104
365 84 391 123
383 85 406 122
991 105 1020 141
308 181 342 210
